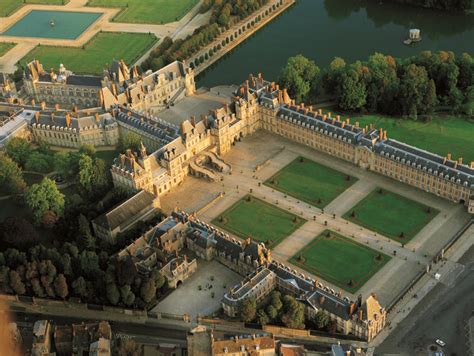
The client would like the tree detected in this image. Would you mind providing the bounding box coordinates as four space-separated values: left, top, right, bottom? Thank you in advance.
120 285 136 306
72 277 88 298
117 338 141 356
25 178 65 225
78 214 95 250
5 137 32 166
266 305 278 321
106 282 120 305
0 217 39 248
121 133 142 152
238 297 257 322
79 154 95 193
278 55 320 103
280 295 305 329
140 278 156 304
9 270 25 295
314 310 330 329
0 152 27 194
92 158 109 190
399 64 432 118
79 144 96 157
116 257 137 286
79 250 100 277
54 274 69 299
257 309 269 326
270 291 282 311
25 152 53 173
338 68 367 111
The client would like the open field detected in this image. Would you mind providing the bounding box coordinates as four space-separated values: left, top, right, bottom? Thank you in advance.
289 230 390 293
264 156 357 208
352 114 474 163
212 195 306 248
87 0 198 24
20 32 157 75
343 188 439 243
0 43 15 57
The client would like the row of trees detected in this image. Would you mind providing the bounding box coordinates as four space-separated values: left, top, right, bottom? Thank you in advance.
141 0 278 72
383 0 472 11
278 51 474 118
238 291 338 332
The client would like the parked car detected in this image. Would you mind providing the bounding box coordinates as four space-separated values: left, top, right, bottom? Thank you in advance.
435 339 446 347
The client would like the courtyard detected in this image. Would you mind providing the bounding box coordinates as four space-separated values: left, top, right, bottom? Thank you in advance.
264 156 357 208
289 230 391 293
211 195 306 248
152 260 241 319
343 188 439 243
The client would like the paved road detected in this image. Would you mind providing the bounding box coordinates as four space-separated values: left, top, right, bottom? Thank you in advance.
377 245 474 356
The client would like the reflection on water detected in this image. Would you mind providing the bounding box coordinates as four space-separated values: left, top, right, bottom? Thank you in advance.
197 0 474 88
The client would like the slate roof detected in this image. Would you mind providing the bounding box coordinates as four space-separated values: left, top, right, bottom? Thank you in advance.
66 75 102 87
92 190 155 230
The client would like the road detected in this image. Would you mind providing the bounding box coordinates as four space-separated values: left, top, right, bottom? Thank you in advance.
377 245 474 356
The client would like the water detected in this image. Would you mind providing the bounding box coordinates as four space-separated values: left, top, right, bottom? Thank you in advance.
197 0 474 87
3 10 102 40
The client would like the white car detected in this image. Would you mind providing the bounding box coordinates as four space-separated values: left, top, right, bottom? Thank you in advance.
435 339 446 347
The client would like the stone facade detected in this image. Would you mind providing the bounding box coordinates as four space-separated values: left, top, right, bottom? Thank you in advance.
109 70 473 213
23 59 195 112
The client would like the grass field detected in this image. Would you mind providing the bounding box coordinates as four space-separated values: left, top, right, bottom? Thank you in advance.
289 230 391 293
350 114 474 163
343 188 439 243
0 0 69 17
20 32 157 75
0 43 15 57
264 157 357 208
87 0 198 24
212 195 306 248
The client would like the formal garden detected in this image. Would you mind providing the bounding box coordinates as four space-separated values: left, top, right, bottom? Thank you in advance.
289 230 391 293
20 32 157 75
264 156 357 208
343 188 439 243
87 0 199 24
212 195 306 248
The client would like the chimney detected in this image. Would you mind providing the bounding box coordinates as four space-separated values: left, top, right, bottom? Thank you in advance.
276 84 279 90
348 302 356 316
454 161 458 169
34 111 40 123
457 157 463 165
278 90 282 103
318 109 322 115
31 99 35 106
358 308 364 320
50 113 55 122
470 161 474 169
95 113 100 122
54 103 60 111
379 128 383 140
40 101 46 111
191 116 196 127
443 157 447 164
341 121 345 128
308 105 313 112
336 115 340 121
355 121 359 128
72 105 77 113
120 154 125 167
384 130 387 140
322 115 327 122
301 102 305 108
328 112 331 118
65 113 71 128
447 153 451 161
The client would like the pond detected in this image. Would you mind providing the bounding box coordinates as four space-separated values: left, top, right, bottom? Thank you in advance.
197 0 474 87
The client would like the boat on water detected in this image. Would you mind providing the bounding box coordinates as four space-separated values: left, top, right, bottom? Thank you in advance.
403 28 421 45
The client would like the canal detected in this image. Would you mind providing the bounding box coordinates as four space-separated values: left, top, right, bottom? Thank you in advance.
197 0 474 88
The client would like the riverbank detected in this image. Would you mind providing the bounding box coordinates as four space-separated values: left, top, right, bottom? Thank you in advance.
189 0 295 76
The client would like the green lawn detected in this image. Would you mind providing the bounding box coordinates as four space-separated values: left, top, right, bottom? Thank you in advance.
343 188 439 243
0 43 16 57
1 0 69 17
212 195 306 248
87 0 198 24
350 114 474 163
20 32 157 75
96 149 120 167
264 157 357 208
289 230 391 293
